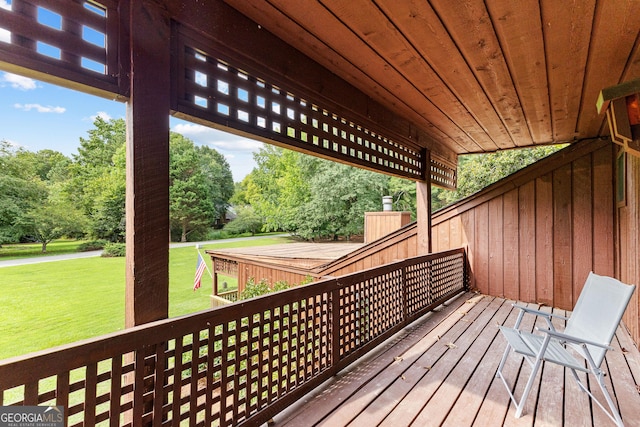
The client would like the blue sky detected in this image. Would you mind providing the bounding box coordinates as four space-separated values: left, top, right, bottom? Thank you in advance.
0 71 262 182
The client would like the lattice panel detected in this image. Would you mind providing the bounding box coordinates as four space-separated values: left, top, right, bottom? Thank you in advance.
162 293 331 426
405 251 466 317
1 353 136 427
338 269 404 359
431 155 458 189
173 26 424 180
0 0 120 94
429 252 466 301
214 258 238 277
405 259 433 315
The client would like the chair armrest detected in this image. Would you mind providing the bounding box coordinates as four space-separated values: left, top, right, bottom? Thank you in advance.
513 304 569 321
536 327 613 351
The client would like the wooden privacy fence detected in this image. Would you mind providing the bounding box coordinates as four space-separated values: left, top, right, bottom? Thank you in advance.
0 249 466 427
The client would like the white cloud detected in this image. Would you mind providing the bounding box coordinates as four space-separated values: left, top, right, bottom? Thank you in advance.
1 72 37 90
172 122 263 151
90 111 112 121
0 28 10 44
0 1 12 43
14 103 66 113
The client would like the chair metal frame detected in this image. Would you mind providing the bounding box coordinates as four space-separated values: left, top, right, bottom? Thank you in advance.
496 272 636 426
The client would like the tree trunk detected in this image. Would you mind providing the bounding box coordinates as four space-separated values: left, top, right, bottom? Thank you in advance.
41 242 47 253
181 222 187 242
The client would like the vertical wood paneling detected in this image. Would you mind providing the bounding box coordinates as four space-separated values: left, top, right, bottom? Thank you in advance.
503 189 519 300
475 203 489 295
593 145 615 276
572 155 593 298
461 210 475 290
535 174 554 305
488 197 504 297
519 181 536 302
450 216 462 248
438 221 450 251
621 153 640 344
429 141 630 343
553 164 573 309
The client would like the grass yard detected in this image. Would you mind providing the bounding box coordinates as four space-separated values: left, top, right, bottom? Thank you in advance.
0 236 292 360
0 239 90 260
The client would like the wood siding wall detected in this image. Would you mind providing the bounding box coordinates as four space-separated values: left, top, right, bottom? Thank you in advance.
432 141 616 312
364 211 412 243
618 152 640 344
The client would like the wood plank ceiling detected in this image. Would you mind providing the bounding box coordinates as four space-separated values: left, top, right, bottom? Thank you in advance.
223 0 640 155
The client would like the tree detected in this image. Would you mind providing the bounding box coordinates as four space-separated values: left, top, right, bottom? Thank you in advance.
169 133 234 241
0 141 50 244
432 145 565 211
296 161 389 240
223 206 263 235
21 198 86 252
64 118 126 240
242 146 311 233
238 146 392 240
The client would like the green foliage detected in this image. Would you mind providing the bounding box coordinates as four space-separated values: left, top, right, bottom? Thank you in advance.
240 278 273 299
65 118 127 241
21 199 87 252
431 145 565 211
223 206 263 235
169 133 234 242
1 118 233 245
237 146 393 241
240 275 313 300
101 242 126 257
0 240 90 260
296 162 388 240
77 240 108 252
0 141 52 244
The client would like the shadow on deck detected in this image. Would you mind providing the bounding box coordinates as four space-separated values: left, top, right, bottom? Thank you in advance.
274 293 640 426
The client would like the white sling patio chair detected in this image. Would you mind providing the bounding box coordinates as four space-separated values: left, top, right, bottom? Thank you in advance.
496 271 635 426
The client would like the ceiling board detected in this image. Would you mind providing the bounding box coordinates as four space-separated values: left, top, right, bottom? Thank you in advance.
224 0 640 155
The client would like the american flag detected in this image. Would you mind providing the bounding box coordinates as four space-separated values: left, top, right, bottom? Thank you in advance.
193 253 206 291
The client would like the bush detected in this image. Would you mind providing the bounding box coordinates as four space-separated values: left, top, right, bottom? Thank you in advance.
101 242 126 257
240 278 273 300
77 240 108 252
240 276 313 300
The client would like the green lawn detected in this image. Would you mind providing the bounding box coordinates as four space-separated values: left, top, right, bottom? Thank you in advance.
0 237 291 360
0 239 90 260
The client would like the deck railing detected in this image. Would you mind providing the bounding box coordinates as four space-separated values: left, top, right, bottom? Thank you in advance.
0 248 466 427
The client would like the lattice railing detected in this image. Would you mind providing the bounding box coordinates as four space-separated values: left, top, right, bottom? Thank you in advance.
0 249 466 427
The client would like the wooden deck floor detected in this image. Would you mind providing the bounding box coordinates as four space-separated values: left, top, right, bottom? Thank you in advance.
272 293 640 427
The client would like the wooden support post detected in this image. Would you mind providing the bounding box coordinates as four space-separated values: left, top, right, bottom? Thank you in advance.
125 0 171 328
416 150 432 255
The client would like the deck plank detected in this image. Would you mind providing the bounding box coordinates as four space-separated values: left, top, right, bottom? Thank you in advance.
276 294 475 426
533 307 565 426
475 302 540 427
270 294 640 427
318 296 493 426
441 301 520 426
375 297 500 427
410 298 512 425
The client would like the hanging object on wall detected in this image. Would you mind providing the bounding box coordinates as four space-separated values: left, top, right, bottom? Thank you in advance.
597 79 640 157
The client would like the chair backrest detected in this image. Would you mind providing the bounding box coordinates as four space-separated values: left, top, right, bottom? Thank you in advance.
565 272 636 367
